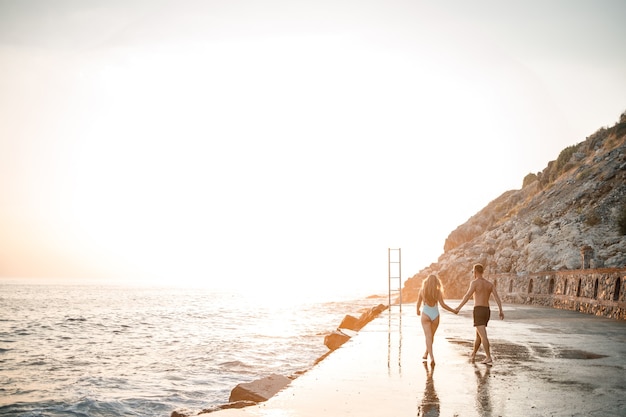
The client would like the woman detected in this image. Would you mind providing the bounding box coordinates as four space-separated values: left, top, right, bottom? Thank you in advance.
416 274 456 365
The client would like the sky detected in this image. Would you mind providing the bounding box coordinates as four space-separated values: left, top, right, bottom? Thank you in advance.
1 0 625 296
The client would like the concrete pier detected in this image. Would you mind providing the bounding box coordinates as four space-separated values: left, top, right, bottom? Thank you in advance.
209 302 626 416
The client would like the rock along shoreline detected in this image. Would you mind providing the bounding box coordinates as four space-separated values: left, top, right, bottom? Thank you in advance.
171 301 389 417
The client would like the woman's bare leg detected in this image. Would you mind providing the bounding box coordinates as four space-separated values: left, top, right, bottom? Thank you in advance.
421 315 440 365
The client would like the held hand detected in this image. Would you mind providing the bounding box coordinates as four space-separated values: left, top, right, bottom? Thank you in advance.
499 311 504 320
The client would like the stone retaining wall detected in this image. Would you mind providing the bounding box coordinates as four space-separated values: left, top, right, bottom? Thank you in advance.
490 268 626 320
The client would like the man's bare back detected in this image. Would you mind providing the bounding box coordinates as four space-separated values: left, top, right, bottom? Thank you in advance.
471 278 494 307
456 264 504 320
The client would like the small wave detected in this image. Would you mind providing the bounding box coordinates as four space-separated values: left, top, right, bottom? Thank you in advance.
65 317 87 322
220 360 248 367
0 348 12 353
219 360 254 371
3 398 139 417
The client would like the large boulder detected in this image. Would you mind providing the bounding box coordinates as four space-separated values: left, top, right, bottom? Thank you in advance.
323 329 352 350
355 304 387 329
327 304 388 350
338 314 360 330
228 374 291 403
339 304 388 332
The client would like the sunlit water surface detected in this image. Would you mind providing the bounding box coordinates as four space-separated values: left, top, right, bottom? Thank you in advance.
0 282 384 416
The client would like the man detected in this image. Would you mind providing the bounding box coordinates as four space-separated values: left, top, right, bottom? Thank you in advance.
455 263 504 365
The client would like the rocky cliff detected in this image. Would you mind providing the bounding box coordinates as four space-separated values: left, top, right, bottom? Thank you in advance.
402 110 626 301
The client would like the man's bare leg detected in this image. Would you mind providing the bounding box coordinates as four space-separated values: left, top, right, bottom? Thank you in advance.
475 325 492 364
470 329 482 362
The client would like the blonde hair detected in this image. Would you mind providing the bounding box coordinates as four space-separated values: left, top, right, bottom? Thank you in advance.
422 274 443 306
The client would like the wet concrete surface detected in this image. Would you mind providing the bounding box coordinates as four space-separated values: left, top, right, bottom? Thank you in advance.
445 303 626 416
208 302 626 417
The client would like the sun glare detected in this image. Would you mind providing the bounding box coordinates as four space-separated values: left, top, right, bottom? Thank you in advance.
54 37 435 286
3 1 610 292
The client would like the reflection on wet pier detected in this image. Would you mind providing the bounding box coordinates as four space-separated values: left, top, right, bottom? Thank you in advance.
417 362 440 417
387 304 402 375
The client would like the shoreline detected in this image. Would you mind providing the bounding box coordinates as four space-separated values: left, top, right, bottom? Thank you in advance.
171 300 389 417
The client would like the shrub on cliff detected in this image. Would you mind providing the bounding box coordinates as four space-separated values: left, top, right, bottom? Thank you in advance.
554 143 582 176
522 172 538 188
614 108 626 137
538 142 584 187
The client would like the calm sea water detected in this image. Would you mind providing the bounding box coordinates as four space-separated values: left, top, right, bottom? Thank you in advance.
0 281 385 417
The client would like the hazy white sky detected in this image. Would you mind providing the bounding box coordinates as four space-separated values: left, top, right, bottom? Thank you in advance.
1 0 625 295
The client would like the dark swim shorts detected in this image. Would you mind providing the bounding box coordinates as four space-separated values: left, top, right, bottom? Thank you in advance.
473 306 491 327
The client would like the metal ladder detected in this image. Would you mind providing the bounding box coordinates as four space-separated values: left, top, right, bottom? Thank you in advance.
388 248 402 310
387 248 403 374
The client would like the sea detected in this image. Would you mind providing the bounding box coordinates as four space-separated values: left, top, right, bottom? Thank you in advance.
0 280 387 417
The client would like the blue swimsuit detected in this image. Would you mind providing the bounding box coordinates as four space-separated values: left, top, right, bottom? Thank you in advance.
422 303 439 320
